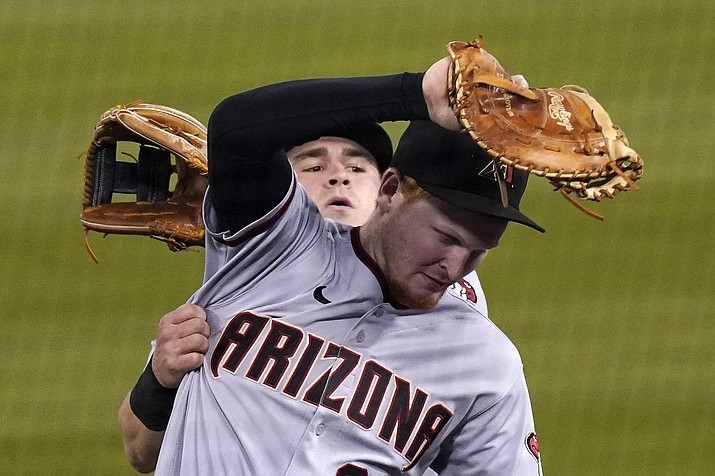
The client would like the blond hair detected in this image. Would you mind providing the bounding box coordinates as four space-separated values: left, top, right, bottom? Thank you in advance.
400 175 430 203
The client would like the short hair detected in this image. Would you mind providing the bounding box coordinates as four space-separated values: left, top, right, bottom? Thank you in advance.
400 175 430 203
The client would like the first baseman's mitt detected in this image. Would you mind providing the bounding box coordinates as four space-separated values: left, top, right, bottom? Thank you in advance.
447 37 643 219
80 101 208 262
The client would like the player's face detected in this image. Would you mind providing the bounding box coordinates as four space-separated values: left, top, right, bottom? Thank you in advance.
288 137 382 226
374 176 507 310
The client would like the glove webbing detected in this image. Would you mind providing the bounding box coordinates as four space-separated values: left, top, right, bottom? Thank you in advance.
84 143 173 207
82 143 176 262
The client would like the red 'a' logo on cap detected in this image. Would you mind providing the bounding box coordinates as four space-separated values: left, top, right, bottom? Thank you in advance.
478 161 514 185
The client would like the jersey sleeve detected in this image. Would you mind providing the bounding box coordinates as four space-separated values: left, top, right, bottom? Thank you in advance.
431 371 543 475
194 175 327 307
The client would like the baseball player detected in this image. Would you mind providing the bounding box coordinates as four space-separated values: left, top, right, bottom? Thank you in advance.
117 127 493 474
122 56 543 474
117 71 514 472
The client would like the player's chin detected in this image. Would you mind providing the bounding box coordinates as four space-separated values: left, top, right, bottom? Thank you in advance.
389 281 444 310
403 291 443 310
321 207 362 226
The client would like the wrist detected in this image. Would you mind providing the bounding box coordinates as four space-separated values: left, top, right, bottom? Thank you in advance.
129 357 178 431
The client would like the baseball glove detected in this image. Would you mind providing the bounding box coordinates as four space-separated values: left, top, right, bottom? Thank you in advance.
80 101 208 262
447 37 643 220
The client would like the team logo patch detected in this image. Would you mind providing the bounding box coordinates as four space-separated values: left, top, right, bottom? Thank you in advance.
451 279 478 304
313 285 331 304
525 432 540 462
478 161 514 186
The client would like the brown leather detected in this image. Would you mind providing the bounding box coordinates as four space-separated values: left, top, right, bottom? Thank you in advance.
80 102 208 261
447 39 643 214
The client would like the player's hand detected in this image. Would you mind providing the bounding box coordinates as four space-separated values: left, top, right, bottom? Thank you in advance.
423 56 461 131
422 56 531 132
152 303 210 388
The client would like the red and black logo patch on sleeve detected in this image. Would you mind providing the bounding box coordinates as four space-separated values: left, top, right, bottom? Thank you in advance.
452 278 478 304
525 432 540 462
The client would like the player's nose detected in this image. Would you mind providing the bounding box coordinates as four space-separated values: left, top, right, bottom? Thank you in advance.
327 169 350 187
439 248 473 281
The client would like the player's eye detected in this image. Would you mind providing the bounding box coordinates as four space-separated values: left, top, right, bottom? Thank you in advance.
435 229 460 246
346 165 366 173
302 165 324 173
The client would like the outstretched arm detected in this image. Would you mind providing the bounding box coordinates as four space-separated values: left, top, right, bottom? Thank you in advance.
207 72 430 233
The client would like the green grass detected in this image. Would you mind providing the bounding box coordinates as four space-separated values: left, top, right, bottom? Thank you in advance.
1 0 713 474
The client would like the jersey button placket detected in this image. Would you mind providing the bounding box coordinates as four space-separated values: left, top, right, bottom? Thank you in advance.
356 330 366 343
315 423 325 436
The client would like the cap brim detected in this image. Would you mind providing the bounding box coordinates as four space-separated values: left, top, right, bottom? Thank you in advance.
420 182 546 233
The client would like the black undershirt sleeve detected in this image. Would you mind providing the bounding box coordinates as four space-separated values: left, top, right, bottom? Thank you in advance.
207 72 429 233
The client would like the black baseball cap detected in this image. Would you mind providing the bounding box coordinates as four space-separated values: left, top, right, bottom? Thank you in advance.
315 123 393 172
391 121 545 233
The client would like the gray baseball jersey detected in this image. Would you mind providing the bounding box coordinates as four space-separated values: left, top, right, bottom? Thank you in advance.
155 176 542 475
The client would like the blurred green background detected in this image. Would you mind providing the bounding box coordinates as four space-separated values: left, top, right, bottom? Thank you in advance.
1 0 713 474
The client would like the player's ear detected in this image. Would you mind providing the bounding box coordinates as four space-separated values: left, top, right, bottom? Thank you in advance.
381 168 403 196
375 168 401 212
